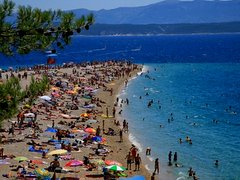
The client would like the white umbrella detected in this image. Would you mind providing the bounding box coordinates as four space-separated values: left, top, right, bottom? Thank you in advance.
24 113 35 118
39 96 51 101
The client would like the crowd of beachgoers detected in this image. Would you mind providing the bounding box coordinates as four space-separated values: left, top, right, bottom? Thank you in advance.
0 61 151 179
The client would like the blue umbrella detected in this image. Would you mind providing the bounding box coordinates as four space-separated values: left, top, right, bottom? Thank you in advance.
92 136 102 142
45 127 57 133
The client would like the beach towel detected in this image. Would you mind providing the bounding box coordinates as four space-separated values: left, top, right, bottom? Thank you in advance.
28 146 49 153
82 104 95 108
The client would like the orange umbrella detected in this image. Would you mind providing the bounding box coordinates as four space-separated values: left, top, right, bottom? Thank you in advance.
30 159 46 165
51 87 59 91
66 90 77 95
105 160 122 166
84 128 96 134
80 113 91 118
71 129 84 133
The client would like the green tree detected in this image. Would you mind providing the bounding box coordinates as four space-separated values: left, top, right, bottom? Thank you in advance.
0 0 94 56
0 77 22 126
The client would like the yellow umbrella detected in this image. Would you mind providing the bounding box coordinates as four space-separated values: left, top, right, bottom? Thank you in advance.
71 129 84 133
23 104 31 109
47 149 67 156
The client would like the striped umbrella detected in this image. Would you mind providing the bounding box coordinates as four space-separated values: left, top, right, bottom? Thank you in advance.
105 160 122 166
105 165 126 171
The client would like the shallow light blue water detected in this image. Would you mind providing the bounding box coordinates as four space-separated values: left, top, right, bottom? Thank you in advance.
119 63 240 180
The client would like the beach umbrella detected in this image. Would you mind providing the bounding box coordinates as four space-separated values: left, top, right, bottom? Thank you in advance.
39 95 51 101
92 136 102 142
51 87 59 91
45 127 57 133
24 113 35 118
105 165 126 171
84 128 96 134
80 113 91 118
34 168 50 178
47 149 67 156
30 159 47 165
65 160 83 167
14 156 29 162
105 160 122 166
66 90 77 95
23 104 31 109
85 119 98 125
71 129 85 134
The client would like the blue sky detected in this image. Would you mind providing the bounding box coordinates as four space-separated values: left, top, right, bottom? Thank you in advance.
11 0 164 10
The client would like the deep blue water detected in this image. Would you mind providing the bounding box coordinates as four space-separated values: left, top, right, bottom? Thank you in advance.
1 34 240 68
1 34 240 179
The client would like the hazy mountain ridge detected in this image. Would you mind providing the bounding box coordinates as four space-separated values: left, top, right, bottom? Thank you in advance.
71 0 240 24
80 22 240 35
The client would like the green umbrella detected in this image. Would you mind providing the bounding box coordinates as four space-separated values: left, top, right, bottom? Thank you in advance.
105 165 126 171
14 156 29 162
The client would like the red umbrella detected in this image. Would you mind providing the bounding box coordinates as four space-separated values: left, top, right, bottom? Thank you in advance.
105 160 122 166
65 160 83 167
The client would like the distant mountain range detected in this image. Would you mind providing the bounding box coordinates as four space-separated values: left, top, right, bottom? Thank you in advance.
80 22 240 35
71 0 240 24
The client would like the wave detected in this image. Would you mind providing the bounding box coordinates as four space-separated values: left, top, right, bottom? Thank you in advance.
144 164 151 171
129 76 137 81
131 46 142 52
147 156 154 162
142 65 149 73
128 133 143 153
176 172 188 180
88 45 107 53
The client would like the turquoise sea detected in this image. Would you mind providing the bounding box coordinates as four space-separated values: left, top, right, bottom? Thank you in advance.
1 34 240 179
119 63 240 180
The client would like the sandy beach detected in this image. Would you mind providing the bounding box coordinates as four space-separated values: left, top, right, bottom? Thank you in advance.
0 61 152 179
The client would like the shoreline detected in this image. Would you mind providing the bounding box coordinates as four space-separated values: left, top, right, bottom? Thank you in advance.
94 64 151 179
116 65 177 180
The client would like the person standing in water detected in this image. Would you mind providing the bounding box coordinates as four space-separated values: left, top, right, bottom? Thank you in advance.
173 152 178 162
168 151 172 162
154 158 160 174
